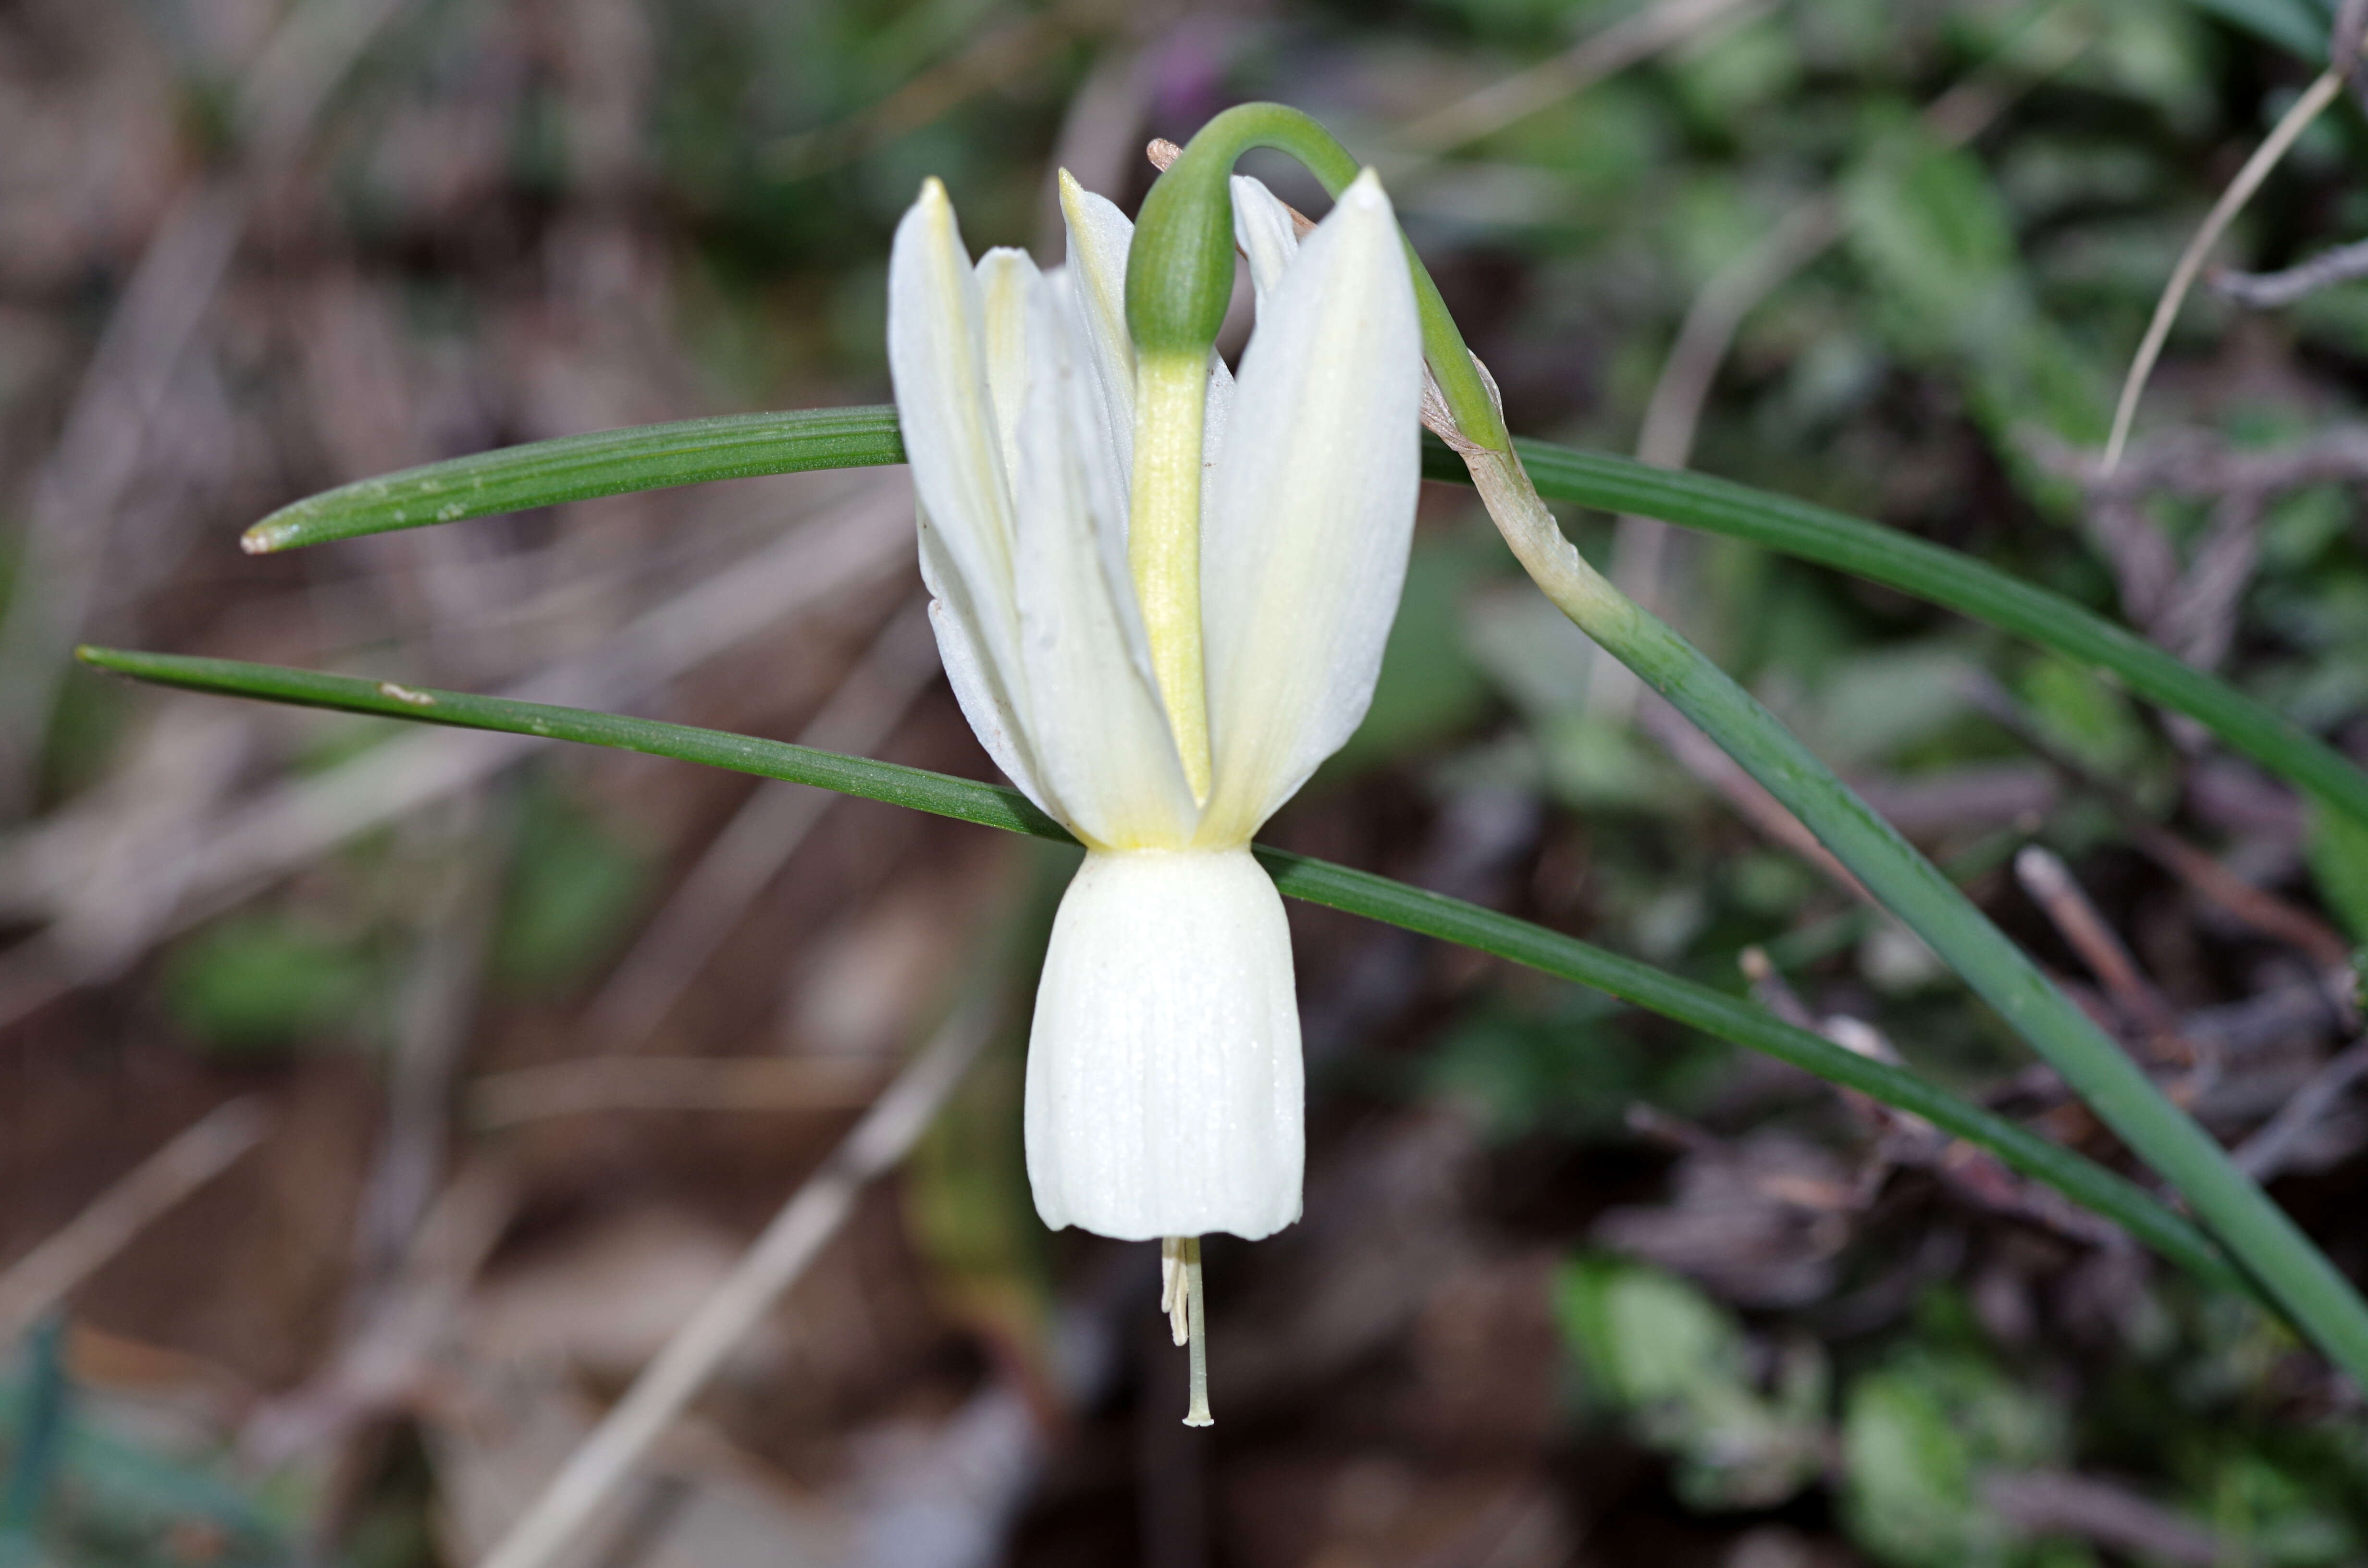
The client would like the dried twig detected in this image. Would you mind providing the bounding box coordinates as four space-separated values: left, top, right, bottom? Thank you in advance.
0 189 243 815
2128 821 2355 975
2233 1039 2368 1180
2043 443 2342 690
1956 670 2356 980
1984 1470 2224 1565
469 1058 886 1129
2102 67 2347 473
2013 846 2192 1066
2151 491 2268 672
0 1099 269 1344
474 995 999 1568
2185 979 2348 1060
1739 944 1820 1031
2059 423 2368 502
2213 235 2368 307
2339 0 2368 113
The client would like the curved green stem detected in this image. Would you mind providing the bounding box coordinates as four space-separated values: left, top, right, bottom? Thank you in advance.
1457 444 2368 1388
74 640 2249 1299
1126 101 1507 451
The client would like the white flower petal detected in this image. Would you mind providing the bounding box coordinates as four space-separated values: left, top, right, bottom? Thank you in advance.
1197 170 1422 844
976 246 1036 491
1025 849 1303 1241
1055 172 1137 483
888 180 1030 698
1010 265 1198 848
918 504 1056 816
1229 174 1302 309
892 181 1080 825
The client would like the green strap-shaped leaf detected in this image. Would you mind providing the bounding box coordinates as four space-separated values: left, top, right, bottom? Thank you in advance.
237 406 2368 830
75 641 2248 1298
239 407 908 553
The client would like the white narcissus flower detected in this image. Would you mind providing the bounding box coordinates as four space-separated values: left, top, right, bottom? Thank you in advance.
886 167 1419 1253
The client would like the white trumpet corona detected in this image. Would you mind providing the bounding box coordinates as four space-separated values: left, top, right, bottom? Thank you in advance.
887 162 1420 1244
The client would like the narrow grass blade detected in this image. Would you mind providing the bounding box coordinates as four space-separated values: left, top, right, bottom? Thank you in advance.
1424 436 2368 830
240 407 906 553
75 643 2248 1298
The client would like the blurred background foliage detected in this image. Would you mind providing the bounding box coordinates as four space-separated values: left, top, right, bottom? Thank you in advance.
3 0 2368 1561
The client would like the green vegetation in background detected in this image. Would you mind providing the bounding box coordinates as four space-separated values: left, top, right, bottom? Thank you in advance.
1554 1257 1829 1511
1844 119 2113 463
163 913 384 1057
0 1348 292 1568
490 778 654 996
1558 1257 2368 1567
1841 1346 2077 1568
1322 533 1501 779
1421 985 1725 1142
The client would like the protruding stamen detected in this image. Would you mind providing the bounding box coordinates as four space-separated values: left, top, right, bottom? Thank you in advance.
1182 1236 1212 1427
1159 1236 1187 1346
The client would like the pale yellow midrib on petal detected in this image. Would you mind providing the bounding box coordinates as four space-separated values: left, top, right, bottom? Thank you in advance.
1129 351 1214 806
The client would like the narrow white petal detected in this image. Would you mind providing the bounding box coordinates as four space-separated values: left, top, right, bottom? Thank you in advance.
1056 171 1138 481
888 182 1021 658
890 182 1066 824
1200 352 1233 510
1229 174 1302 308
919 506 1057 816
1197 170 1422 844
976 247 1037 490
1010 266 1198 848
1025 849 1303 1241
1041 272 1159 705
